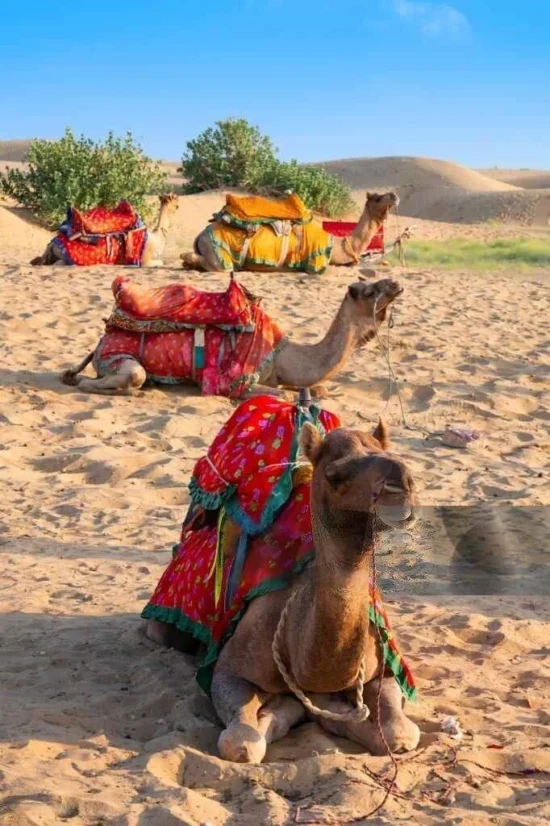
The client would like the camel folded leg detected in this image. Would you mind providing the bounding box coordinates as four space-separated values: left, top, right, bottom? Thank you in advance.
212 672 305 763
60 357 147 396
308 677 420 755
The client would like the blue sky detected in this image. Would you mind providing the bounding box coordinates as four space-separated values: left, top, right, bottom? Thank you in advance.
1 1 548 167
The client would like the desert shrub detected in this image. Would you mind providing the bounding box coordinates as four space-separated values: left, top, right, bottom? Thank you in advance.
181 118 353 217
0 128 167 228
181 118 277 192
260 160 354 217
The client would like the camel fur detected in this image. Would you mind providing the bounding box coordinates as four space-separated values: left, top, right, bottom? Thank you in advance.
60 278 403 397
181 191 399 273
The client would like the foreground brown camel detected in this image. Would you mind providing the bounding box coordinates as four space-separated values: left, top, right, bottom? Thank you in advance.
60 278 403 397
149 420 420 763
30 194 179 266
182 191 399 272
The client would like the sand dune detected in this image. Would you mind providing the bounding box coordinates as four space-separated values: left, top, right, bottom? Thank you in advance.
317 156 550 225
481 168 550 190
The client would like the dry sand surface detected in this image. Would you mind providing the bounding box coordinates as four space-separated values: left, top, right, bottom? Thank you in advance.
1 195 549 826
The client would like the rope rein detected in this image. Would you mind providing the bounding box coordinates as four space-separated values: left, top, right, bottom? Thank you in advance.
272 587 369 722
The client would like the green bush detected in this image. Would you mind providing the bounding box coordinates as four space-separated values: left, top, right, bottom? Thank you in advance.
260 160 354 217
181 118 277 192
181 118 354 217
0 128 168 228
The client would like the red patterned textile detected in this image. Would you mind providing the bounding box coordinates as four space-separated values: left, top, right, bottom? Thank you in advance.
52 201 147 266
94 304 286 398
110 275 254 328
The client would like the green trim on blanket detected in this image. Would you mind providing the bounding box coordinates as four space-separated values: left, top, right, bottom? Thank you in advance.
213 210 313 230
141 603 213 647
188 477 236 511
243 241 334 275
206 224 238 270
189 404 327 536
207 223 334 274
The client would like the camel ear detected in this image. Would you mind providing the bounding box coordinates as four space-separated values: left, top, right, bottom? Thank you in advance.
366 191 371 200
372 417 390 450
348 284 361 300
300 422 324 464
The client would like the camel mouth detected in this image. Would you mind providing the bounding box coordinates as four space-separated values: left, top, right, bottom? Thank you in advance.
376 503 416 528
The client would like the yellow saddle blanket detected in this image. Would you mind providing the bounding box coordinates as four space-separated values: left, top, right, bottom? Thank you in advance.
208 220 333 274
219 192 312 224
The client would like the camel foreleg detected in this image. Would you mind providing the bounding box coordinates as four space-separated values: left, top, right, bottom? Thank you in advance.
309 677 420 754
211 671 305 763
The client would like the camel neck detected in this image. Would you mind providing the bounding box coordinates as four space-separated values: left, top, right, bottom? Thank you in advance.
348 207 380 257
274 299 359 388
290 513 375 692
154 206 171 235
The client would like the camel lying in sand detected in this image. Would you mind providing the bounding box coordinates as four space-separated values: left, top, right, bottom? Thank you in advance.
182 191 399 273
30 194 179 267
148 418 420 763
60 278 403 397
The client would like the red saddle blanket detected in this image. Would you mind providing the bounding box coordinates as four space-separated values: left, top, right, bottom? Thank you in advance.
141 396 416 699
52 200 147 266
322 221 385 253
110 275 255 329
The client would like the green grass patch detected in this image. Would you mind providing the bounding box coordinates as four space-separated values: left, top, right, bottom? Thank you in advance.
402 237 550 271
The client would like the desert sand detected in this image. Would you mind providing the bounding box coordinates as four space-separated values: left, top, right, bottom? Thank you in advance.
0 163 549 826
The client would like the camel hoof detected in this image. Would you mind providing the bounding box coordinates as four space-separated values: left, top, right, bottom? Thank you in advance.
145 619 171 646
60 369 80 386
218 726 267 764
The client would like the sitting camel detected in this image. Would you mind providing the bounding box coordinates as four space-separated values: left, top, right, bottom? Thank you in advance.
146 414 420 763
60 277 403 397
182 191 399 273
30 194 179 267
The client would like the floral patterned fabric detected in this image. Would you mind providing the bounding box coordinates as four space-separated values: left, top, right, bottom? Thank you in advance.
109 275 254 329
94 303 286 398
141 396 416 700
52 200 147 266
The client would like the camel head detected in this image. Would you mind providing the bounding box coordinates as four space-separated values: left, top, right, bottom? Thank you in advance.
159 193 179 214
364 191 399 224
300 420 416 547
345 278 403 345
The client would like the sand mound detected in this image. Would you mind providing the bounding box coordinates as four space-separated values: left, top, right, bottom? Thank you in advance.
0 138 33 162
317 156 550 224
320 156 517 194
481 168 550 190
0 205 51 262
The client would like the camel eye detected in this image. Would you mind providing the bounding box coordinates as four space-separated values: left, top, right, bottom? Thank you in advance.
383 481 404 493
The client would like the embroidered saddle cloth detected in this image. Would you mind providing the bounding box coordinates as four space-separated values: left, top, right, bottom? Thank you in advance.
52 200 147 266
206 192 333 274
141 396 416 699
108 275 255 331
95 278 286 398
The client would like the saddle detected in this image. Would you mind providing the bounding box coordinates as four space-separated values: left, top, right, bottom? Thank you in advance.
51 200 147 266
106 274 257 333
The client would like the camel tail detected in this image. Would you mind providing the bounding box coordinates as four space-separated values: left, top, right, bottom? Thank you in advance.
60 351 95 386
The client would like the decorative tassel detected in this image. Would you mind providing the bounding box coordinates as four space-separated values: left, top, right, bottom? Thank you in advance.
224 531 248 611
207 507 227 606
